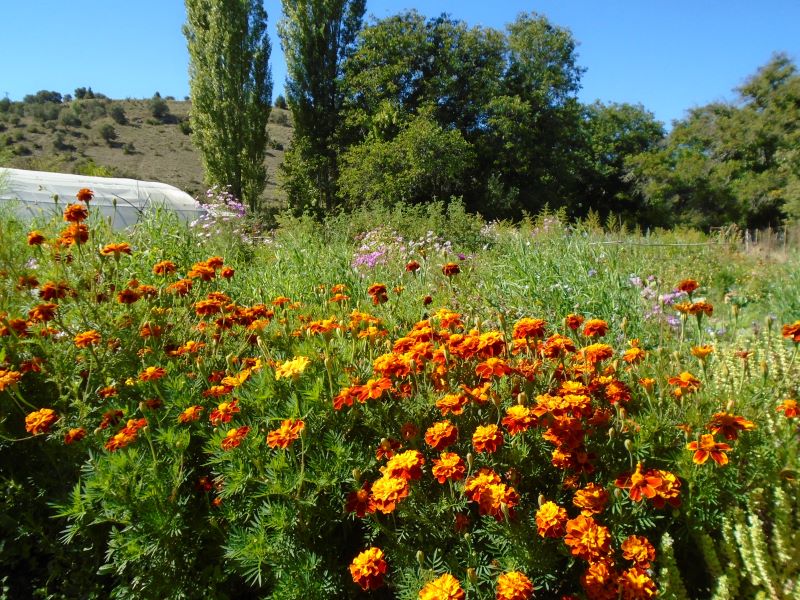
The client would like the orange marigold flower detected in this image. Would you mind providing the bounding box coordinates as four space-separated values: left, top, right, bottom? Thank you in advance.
572 483 609 516
541 333 576 358
367 283 388 305
513 317 547 339
782 321 800 343
76 187 94 202
345 482 374 517
639 377 655 390
424 420 458 451
582 319 608 337
220 266 235 279
581 560 617 600
688 301 713 316
564 514 612 562
166 278 193 295
605 380 631 405
707 412 755 440
100 242 132 258
27 230 46 245
464 468 502 501
381 449 425 481
496 571 534 600
333 386 360 411
370 475 410 514
63 203 88 222
502 405 535 436
266 418 305 449
358 377 392 401
64 427 87 444
668 371 701 393
565 313 584 330
676 279 699 294
0 369 22 391
117 288 141 304
691 344 714 360
105 418 147 451
436 393 469 416
209 400 239 425
536 501 568 538
350 547 387 591
618 567 658 599
583 343 613 364
442 262 460 277
621 535 656 568
221 425 250 450
431 452 466 484
138 366 167 382
472 423 504 453
406 260 421 272
617 462 661 502
622 346 646 364
152 260 177 275
25 408 58 434
74 329 101 348
178 405 204 423
29 302 58 322
476 482 519 520
39 281 71 300
476 357 512 379
777 399 799 418
687 433 731 466
419 573 465 600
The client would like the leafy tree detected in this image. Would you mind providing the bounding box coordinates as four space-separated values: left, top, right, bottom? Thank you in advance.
149 94 170 121
279 0 366 214
184 0 273 211
23 90 62 104
274 94 287 109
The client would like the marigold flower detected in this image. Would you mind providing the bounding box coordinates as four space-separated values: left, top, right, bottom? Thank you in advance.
25 408 58 434
565 313 584 330
536 501 568 538
76 187 94 202
175 405 202 423
345 482 374 517
782 321 800 343
618 567 658 599
618 462 661 502
502 405 535 436
27 230 46 245
472 423 504 453
419 573 465 600
707 412 755 440
476 357 512 379
583 343 613 365
274 356 310 380
564 514 612 562
406 260 421 272
581 561 617 600
442 262 460 277
187 261 216 281
0 369 22 391
475 482 519 521
777 399 798 418
582 319 608 337
105 418 147 451
39 281 72 300
689 301 713 316
370 475 410 514
74 329 101 348
117 288 141 304
28 302 58 323
464 468 502 501
138 366 167 382
63 203 89 222
220 266 235 279
152 260 177 275
266 418 305 449
436 393 469 416
333 386 359 410
367 283 388 305
100 242 132 258
64 427 87 444
676 279 699 294
166 278 193 295
209 400 239 425
621 535 656 568
431 452 466 484
221 425 250 450
357 377 392 401
496 571 534 600
691 344 714 360
513 317 546 339
687 433 731 465
668 371 701 393
573 483 609 516
541 333 576 357
350 547 387 591
381 449 424 481
424 421 458 451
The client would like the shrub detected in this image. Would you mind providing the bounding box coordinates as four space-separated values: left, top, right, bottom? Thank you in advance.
99 123 117 144
109 105 127 125
274 94 287 109
150 95 170 121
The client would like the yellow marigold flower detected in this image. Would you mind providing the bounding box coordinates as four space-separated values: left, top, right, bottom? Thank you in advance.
496 571 534 600
349 547 387 591
370 475 409 514
274 356 310 380
691 344 714 360
25 408 58 435
419 573 464 600
381 449 425 481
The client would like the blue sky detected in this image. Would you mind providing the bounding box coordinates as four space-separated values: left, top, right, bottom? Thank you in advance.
1 1 798 126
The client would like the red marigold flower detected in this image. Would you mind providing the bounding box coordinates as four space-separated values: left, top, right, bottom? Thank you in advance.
25 408 58 434
442 262 460 277
541 333 576 358
345 482 375 517
781 321 800 343
74 329 101 348
178 405 204 423
64 427 87 444
431 452 466 484
582 319 608 338
419 573 464 600
496 571 534 600
59 222 89 245
472 423 504 453
565 313 584 330
375 438 402 461
676 279 699 294
27 230 46 245
424 421 458 451
687 433 732 466
138 366 167 382
266 418 305 449
153 260 177 276
572 482 609 516
616 462 661 502
381 449 424 481
100 242 132 258
357 377 392 401
536 501 568 538
220 266 235 279
406 260 421 272
707 412 755 440
105 418 147 451
221 425 250 450
349 547 388 591
667 371 701 393
333 386 360 411
564 514 612 562
621 535 656 569
76 188 94 202
28 302 58 323
688 301 713 317
777 399 799 418
369 475 410 514
581 560 617 600
117 288 141 304
502 405 535 436
63 203 89 222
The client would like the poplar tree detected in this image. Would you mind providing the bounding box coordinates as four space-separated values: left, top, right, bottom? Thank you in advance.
278 0 366 214
184 0 272 211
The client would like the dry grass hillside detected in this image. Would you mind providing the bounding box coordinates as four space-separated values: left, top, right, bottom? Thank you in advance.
0 96 292 207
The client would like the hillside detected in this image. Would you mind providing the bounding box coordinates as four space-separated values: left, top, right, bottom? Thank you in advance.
0 96 292 207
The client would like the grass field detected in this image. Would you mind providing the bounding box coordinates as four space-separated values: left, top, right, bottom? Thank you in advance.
0 198 799 599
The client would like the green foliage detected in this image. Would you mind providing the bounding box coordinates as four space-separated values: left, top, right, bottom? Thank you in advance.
149 94 170 121
274 94 287 110
100 123 118 144
184 0 273 212
109 105 128 125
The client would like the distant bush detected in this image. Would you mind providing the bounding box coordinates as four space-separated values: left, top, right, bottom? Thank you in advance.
270 111 290 127
0 97 10 113
99 123 117 144
269 139 284 151
109 105 127 125
60 112 82 128
123 142 136 155
72 99 107 122
150 95 170 121
274 94 287 109
178 119 192 135
73 87 95 100
23 90 62 104
29 103 60 122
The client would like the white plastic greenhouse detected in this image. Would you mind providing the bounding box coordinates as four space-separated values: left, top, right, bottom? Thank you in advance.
0 168 206 229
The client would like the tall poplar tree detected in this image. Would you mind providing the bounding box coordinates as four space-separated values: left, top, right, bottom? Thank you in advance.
184 0 272 211
278 0 366 214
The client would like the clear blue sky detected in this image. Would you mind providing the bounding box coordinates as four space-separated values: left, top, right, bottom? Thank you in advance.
2 1 798 126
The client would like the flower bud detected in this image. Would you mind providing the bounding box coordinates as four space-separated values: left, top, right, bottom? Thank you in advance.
466 452 474 470
537 494 546 507
726 399 735 412
467 568 478 584
416 550 425 567
624 439 634 452
517 391 527 406
352 468 361 483
608 427 616 439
